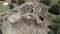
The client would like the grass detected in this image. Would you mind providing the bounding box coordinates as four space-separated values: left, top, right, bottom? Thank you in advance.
45 0 59 22
0 1 8 13
50 0 59 6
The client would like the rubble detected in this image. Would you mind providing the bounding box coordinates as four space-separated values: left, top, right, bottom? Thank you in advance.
0 0 50 34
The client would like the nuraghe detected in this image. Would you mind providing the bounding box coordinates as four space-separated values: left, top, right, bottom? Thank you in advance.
0 0 50 34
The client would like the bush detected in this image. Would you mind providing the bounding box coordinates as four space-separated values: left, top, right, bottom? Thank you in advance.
11 0 17 3
8 3 14 9
39 0 51 6
53 23 60 34
48 5 59 15
49 23 60 34
17 0 25 5
56 26 60 34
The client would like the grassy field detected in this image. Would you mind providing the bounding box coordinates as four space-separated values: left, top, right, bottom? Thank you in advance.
51 0 59 5
0 1 8 13
46 0 59 22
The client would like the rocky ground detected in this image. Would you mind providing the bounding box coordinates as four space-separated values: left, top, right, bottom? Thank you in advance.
0 0 50 34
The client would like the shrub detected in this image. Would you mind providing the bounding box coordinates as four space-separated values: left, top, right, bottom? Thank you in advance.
17 0 25 5
48 5 59 15
39 0 51 6
11 0 17 3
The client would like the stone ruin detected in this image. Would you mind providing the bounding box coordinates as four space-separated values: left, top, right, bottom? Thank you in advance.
0 0 50 34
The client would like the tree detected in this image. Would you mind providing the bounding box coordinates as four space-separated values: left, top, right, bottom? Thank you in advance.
8 3 14 9
48 5 59 15
57 0 60 6
11 0 17 3
17 0 25 5
39 0 51 6
57 0 60 13
56 26 60 34
48 23 60 34
53 23 60 34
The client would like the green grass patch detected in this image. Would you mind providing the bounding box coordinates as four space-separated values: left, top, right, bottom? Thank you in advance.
0 1 8 13
50 0 59 6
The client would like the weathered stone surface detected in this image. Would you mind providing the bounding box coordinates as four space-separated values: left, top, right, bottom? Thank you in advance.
0 0 49 34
